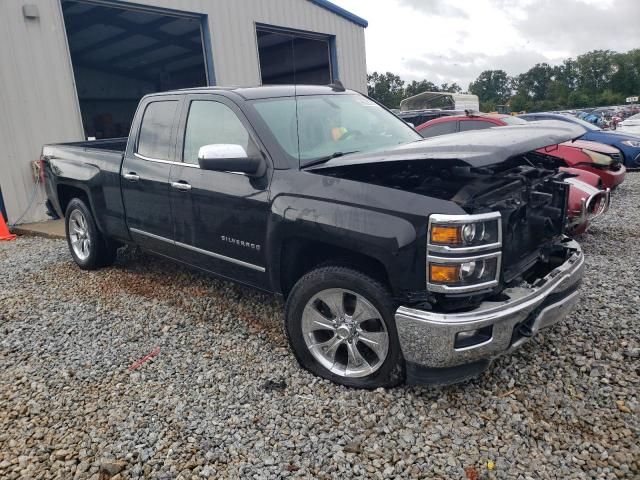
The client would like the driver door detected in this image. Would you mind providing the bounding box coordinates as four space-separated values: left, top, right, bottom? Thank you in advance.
169 94 271 289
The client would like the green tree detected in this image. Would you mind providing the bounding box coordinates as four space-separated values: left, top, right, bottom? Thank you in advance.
575 50 617 94
468 70 511 111
515 63 554 101
367 72 405 108
439 82 462 93
404 79 439 98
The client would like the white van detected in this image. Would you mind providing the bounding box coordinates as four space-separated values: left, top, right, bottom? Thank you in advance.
400 92 480 112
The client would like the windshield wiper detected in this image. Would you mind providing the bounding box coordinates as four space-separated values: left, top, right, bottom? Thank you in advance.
302 151 360 169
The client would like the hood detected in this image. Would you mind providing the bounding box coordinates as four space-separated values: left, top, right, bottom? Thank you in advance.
562 139 620 154
308 120 586 171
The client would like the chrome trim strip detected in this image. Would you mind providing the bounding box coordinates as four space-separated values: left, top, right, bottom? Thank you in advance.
129 228 266 272
133 152 199 168
427 251 502 263
429 212 502 224
429 241 502 254
133 152 248 175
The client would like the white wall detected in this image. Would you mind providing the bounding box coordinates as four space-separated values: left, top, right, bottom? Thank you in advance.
0 0 84 224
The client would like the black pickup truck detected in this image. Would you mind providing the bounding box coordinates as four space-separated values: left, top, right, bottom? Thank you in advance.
43 85 585 388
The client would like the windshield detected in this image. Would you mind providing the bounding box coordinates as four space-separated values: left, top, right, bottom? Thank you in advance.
499 115 528 125
251 94 421 167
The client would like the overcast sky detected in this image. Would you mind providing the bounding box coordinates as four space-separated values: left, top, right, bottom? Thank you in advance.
336 0 639 90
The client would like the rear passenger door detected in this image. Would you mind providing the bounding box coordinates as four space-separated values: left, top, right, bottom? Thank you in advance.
121 96 181 255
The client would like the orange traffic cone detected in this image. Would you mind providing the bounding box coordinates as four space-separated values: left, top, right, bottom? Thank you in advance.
0 214 16 241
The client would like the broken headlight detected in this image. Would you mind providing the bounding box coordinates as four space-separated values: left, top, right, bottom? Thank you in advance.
427 212 502 293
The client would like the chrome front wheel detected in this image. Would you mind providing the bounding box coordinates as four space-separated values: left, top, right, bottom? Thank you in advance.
301 288 389 378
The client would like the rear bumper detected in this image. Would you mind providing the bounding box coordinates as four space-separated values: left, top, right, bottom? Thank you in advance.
395 239 584 380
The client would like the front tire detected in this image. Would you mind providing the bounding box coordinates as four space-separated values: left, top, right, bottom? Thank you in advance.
285 266 404 388
65 198 117 270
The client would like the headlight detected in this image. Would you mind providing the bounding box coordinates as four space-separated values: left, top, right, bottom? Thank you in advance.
582 148 612 166
427 212 502 293
621 140 640 148
428 212 501 252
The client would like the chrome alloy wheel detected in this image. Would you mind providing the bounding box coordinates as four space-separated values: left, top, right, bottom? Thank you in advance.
301 288 389 378
69 209 91 261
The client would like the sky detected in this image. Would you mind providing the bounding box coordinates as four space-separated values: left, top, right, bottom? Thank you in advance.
335 0 639 90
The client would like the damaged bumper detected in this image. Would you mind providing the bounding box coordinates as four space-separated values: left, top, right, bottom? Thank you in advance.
395 239 584 384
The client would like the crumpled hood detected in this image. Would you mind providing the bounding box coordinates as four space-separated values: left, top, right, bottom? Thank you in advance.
308 120 586 170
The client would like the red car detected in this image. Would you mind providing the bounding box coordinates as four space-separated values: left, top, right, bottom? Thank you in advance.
415 114 612 234
416 114 626 190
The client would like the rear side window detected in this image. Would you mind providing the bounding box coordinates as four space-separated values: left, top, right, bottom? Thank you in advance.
137 101 178 160
183 100 257 165
459 120 494 131
419 121 457 138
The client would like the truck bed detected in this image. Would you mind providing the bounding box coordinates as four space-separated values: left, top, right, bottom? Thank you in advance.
48 137 128 153
42 137 129 242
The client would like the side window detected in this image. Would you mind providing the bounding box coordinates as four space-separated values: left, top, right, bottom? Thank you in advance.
459 120 494 132
418 121 457 138
183 100 257 165
137 101 178 160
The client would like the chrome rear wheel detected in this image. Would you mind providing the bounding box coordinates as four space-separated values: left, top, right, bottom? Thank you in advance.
69 209 91 261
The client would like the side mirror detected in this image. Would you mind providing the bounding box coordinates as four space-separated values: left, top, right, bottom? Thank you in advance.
197 144 265 176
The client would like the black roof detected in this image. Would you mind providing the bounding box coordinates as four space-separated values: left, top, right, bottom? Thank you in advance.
153 85 357 100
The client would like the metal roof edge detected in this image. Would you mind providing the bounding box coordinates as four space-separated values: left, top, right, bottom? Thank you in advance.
307 0 368 28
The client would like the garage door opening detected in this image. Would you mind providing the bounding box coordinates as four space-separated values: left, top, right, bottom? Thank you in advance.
256 25 334 85
61 0 209 139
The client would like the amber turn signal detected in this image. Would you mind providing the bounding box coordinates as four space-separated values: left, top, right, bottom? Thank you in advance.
429 264 460 283
430 225 461 244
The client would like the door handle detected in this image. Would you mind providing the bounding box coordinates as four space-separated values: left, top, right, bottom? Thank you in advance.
171 181 192 191
123 172 140 182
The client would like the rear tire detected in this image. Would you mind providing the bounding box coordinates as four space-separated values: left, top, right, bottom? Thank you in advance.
285 265 404 388
65 198 117 270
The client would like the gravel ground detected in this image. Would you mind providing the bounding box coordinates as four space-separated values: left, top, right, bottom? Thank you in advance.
1 175 639 480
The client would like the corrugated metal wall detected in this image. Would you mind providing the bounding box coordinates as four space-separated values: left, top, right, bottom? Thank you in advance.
0 0 84 225
122 0 368 91
0 0 367 224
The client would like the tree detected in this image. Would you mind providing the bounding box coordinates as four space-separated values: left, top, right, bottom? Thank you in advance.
367 72 405 108
575 50 617 94
515 63 554 101
404 79 439 98
439 82 462 93
468 70 511 111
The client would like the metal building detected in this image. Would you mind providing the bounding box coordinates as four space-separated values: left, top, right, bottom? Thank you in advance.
0 0 368 224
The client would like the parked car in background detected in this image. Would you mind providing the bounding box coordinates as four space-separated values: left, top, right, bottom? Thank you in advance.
414 113 613 234
396 109 465 128
518 113 640 167
554 140 625 190
42 86 587 388
618 113 640 136
416 116 626 189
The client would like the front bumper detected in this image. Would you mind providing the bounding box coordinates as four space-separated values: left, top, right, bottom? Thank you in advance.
395 239 584 378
